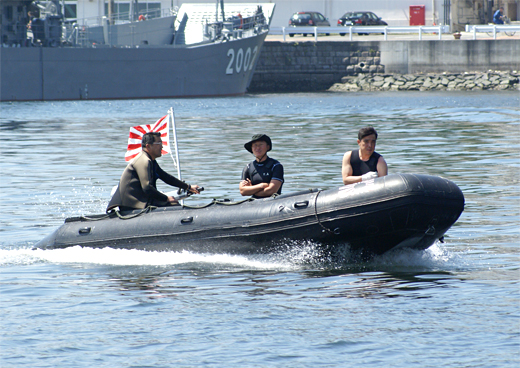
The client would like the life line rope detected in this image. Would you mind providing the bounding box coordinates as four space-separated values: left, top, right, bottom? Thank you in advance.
91 198 257 221
181 197 255 209
313 190 340 235
78 214 112 221
114 206 157 219
79 194 333 226
77 206 157 222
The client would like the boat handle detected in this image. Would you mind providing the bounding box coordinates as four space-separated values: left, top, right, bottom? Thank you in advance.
78 227 91 235
294 201 309 209
181 217 194 224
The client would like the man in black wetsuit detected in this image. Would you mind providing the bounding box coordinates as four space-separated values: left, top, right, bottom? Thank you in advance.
239 134 284 198
342 126 388 185
107 132 201 211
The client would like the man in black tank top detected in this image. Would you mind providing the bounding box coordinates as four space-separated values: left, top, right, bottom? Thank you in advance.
342 126 388 185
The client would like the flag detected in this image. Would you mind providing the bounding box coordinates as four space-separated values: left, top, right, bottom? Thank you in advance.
125 115 171 161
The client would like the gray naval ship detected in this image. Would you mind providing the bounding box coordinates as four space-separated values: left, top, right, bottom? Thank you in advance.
0 0 275 101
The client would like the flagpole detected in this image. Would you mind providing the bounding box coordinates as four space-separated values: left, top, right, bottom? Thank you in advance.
169 107 182 181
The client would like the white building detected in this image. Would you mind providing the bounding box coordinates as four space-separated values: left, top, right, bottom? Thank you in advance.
62 0 519 30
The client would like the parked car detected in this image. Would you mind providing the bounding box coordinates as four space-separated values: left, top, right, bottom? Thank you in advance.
288 11 330 37
337 11 387 35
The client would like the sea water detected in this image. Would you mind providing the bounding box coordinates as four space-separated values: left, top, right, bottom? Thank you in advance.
1 91 519 367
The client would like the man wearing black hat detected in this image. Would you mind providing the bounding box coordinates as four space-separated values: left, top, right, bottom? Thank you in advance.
240 134 284 198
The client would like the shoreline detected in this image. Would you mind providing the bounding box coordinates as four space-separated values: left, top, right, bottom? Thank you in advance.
329 71 520 92
249 40 520 93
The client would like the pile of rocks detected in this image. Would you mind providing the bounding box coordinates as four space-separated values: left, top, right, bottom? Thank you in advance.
329 71 520 92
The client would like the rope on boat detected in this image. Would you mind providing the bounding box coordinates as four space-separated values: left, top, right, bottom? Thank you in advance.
313 190 340 235
113 206 157 220
77 194 304 222
78 214 111 221
181 197 255 209
79 198 256 222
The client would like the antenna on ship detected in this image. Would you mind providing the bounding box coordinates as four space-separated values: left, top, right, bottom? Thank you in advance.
216 0 225 22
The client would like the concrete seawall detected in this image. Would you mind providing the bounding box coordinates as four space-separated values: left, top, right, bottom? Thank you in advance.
382 40 520 74
249 40 520 92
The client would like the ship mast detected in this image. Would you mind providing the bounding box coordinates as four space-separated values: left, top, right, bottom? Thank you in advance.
215 0 225 22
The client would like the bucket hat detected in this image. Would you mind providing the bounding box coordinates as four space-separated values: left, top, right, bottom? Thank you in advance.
244 134 272 153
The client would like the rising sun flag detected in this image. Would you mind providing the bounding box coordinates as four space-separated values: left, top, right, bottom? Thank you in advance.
125 115 171 162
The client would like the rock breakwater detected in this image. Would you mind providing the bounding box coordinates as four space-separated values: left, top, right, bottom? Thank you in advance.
329 71 520 92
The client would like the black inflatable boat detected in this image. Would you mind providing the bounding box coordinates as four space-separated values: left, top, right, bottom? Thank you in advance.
35 174 464 256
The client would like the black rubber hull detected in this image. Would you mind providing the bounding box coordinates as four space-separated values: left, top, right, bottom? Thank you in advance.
35 174 465 255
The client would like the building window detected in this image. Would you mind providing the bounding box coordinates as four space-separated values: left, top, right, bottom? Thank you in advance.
63 2 77 19
105 2 130 22
104 2 161 21
138 2 161 19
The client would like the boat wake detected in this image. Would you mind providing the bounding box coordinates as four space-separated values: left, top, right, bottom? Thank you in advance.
0 239 463 273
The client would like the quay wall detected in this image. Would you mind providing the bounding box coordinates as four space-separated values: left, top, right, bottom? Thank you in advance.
249 40 520 92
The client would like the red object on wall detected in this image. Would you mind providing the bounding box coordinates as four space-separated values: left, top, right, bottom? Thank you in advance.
410 5 425 26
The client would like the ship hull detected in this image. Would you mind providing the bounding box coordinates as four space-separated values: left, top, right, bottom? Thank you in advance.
1 32 267 101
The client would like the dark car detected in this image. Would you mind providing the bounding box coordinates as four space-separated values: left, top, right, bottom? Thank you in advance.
288 11 330 37
337 11 387 35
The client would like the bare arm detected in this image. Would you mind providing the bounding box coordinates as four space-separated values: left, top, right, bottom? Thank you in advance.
239 179 282 197
253 179 283 197
377 156 388 177
239 178 268 196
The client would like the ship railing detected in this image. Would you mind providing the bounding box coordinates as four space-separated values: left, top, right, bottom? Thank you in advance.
62 8 179 47
62 22 88 46
173 3 270 45
70 8 174 28
64 6 269 47
202 11 269 43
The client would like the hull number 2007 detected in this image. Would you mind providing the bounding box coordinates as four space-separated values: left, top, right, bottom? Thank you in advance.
226 46 258 75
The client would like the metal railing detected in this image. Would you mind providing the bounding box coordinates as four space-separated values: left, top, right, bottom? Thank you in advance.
465 24 519 39
61 8 177 46
270 26 451 41
67 8 175 28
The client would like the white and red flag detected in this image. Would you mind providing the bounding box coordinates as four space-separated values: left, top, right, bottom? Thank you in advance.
125 115 171 162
